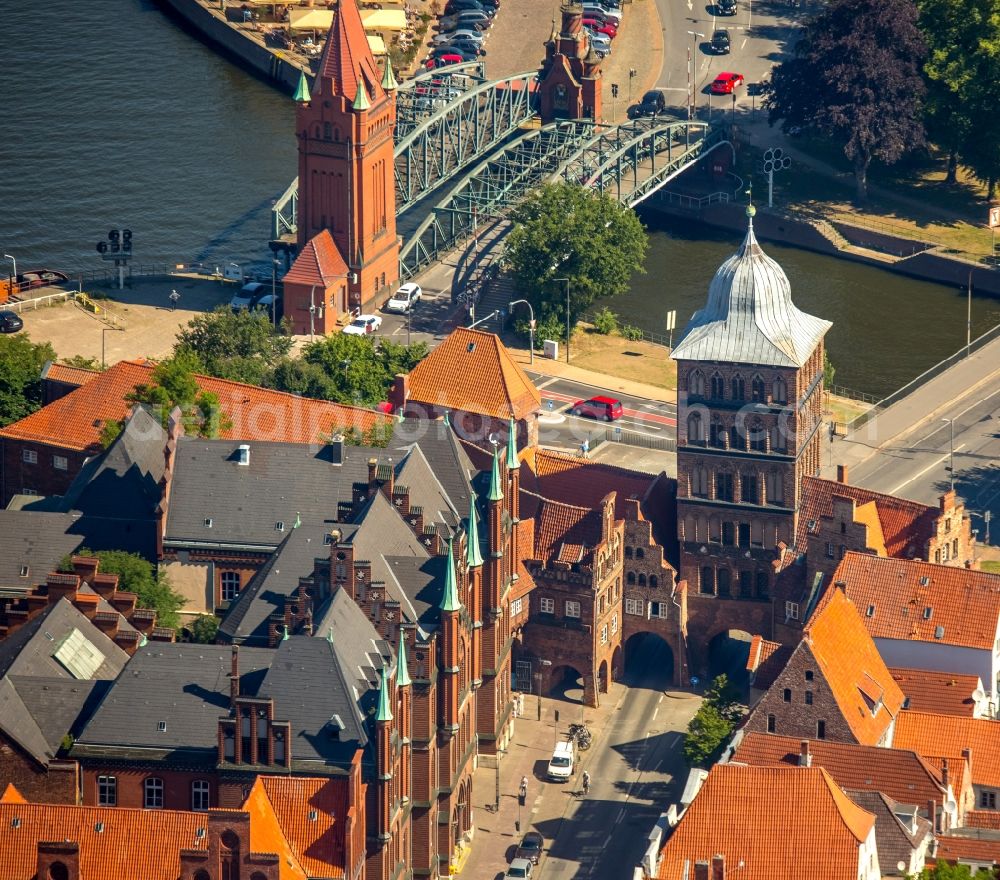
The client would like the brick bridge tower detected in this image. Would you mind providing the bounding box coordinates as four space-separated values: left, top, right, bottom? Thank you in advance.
537 3 603 122
671 203 832 671
284 0 400 334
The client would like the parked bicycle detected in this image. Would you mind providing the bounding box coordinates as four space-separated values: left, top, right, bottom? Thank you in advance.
569 722 592 750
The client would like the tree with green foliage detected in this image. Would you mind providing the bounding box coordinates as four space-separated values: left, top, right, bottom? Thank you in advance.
126 350 231 438
913 863 995 879
591 307 620 336
175 307 293 387
504 182 647 333
683 703 734 768
824 351 836 388
62 549 185 630
766 0 927 201
190 615 220 644
703 674 744 724
0 334 56 427
60 354 103 371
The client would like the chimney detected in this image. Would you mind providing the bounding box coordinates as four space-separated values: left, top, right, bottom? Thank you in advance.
230 645 240 700
693 862 709 880
711 854 725 880
368 457 378 486
236 444 251 466
941 758 949 790
799 740 812 767
330 434 344 466
962 747 972 780
836 464 848 484
927 799 938 833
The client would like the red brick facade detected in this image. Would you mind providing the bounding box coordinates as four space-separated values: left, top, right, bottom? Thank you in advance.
0 739 78 805
537 2 603 122
0 439 87 504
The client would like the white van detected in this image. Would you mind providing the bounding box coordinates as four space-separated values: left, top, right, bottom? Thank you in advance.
547 741 575 782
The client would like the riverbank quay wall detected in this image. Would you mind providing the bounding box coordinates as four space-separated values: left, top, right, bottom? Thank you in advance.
157 0 309 94
642 198 1000 297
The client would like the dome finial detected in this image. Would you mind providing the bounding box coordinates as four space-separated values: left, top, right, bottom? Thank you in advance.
746 185 756 220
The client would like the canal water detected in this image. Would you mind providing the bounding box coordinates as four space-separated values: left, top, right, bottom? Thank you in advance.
4 0 997 396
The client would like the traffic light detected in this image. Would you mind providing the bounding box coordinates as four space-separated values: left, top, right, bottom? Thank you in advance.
122 229 133 252
611 83 619 98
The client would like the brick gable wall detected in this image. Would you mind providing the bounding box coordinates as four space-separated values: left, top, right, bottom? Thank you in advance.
0 738 78 804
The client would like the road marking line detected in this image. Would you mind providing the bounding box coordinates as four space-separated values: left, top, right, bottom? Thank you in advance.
912 387 1000 445
651 707 659 721
537 377 560 390
614 809 625 825
657 694 664 705
740 37 747 49
889 443 967 494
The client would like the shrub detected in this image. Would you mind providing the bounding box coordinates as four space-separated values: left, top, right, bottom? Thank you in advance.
592 307 619 335
621 324 644 341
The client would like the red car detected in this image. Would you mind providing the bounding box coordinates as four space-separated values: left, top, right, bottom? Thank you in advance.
569 396 623 421
710 71 744 95
426 54 464 69
583 18 617 37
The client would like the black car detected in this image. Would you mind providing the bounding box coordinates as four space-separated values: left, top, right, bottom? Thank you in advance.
0 310 24 333
441 38 486 55
718 0 737 14
637 89 666 116
445 0 495 16
710 29 731 53
514 831 544 865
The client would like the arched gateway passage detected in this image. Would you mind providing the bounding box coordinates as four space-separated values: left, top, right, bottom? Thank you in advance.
622 632 675 690
707 629 753 689
548 664 586 704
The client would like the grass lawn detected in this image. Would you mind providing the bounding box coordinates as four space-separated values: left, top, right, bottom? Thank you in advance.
824 393 870 429
981 561 1000 575
569 325 678 392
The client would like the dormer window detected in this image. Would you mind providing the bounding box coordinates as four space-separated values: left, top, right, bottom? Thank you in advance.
923 607 933 620
276 521 285 532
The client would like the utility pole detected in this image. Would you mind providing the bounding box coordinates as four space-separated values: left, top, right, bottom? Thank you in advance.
942 417 955 491
967 270 973 357
686 32 704 118
554 278 570 363
611 82 619 122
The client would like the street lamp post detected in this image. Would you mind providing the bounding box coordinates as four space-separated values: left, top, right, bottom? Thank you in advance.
3 255 16 293
535 659 552 721
553 278 570 363
494 747 506 812
942 417 955 491
627 67 637 105
272 258 281 326
686 32 704 119
509 299 536 364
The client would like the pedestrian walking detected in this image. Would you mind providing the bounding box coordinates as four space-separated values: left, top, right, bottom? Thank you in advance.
582 770 591 796
518 776 528 805
168 289 180 311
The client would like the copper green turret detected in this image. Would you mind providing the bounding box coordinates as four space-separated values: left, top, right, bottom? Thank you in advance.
488 447 503 501
440 537 462 612
396 631 411 687
506 416 519 470
293 70 311 103
352 78 371 111
381 61 398 92
375 668 393 721
465 495 484 568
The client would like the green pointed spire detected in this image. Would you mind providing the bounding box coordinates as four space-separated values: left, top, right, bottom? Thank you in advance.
139 633 148 648
381 61 398 92
282 625 289 641
465 495 484 568
488 447 504 502
327 627 334 644
375 669 393 722
443 411 450 426
352 78 371 112
396 631 411 687
440 537 462 612
506 416 519 470
293 70 311 103
293 511 301 529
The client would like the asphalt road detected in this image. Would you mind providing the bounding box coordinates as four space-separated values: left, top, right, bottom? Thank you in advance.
850 386 1000 545
534 636 700 880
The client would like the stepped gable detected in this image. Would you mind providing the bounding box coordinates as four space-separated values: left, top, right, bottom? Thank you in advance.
315 0 383 103
671 208 831 367
284 228 349 287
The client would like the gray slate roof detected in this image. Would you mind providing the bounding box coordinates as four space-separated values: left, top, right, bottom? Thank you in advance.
383 555 448 628
218 524 331 645
0 598 129 680
846 790 931 876
0 511 84 596
163 439 371 549
671 214 831 367
388 422 476 526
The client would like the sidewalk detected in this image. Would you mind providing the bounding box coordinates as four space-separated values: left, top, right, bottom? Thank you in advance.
821 333 1000 479
460 683 629 878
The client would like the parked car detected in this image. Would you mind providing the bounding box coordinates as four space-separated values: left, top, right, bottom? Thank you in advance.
0 310 24 333
433 27 484 44
504 859 534 880
718 0 738 14
230 281 266 312
440 38 486 55
426 53 463 68
582 4 622 24
432 45 478 61
633 89 666 116
710 71 744 94
514 831 544 865
454 9 492 22
342 314 383 335
252 293 283 322
584 19 617 38
445 0 495 16
569 396 623 421
385 283 423 313
585 30 612 49
439 13 489 29
547 740 575 781
710 28 731 53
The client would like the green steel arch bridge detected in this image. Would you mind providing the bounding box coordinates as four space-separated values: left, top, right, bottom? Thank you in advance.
270 62 732 280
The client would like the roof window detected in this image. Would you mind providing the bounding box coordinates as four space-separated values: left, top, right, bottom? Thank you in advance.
275 521 285 532
19 565 28 577
466 342 476 353
308 810 319 821
95 822 104 833
158 721 167 733
204 518 213 528
923 607 933 620
196 828 206 839
236 444 251 466
866 604 875 617
935 625 945 640
11 818 20 829
919 576 930 587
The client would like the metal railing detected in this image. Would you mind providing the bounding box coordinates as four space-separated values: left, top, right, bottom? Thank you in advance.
827 384 880 405
3 291 72 313
649 189 731 210
604 426 676 452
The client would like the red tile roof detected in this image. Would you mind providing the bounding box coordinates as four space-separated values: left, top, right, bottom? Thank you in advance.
965 810 1000 831
402 328 540 421
746 636 792 691
731 732 947 809
833 553 1000 651
255 776 351 879
804 588 905 745
284 228 349 287
316 0 384 103
894 711 1000 788
0 360 387 452
42 362 101 388
531 494 603 562
934 835 1000 865
656 764 875 880
891 667 981 716
797 475 938 558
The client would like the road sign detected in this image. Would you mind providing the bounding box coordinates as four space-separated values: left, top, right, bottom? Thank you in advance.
989 206 1000 228
666 310 676 331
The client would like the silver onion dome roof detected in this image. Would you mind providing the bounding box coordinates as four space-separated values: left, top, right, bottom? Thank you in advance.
671 207 831 367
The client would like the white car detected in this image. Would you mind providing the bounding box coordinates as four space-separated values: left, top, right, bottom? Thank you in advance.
342 314 383 335
385 283 423 313
504 858 534 879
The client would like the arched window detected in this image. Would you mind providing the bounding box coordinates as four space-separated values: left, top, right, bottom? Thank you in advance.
314 125 322 139
748 418 767 452
691 466 708 498
741 471 758 504
144 776 164 809
710 418 726 448
700 566 714 595
625 546 633 559
194 872 211 880
772 376 788 404
687 412 704 445
731 375 745 401
688 370 706 396
769 424 785 454
756 571 770 599
636 548 645 559
650 575 659 588
47 865 69 880
627 572 636 585
638 574 647 586
323 122 332 140
716 472 734 503
766 471 784 506
721 521 735 545
751 375 766 403
717 568 731 597
710 372 725 399
730 424 743 451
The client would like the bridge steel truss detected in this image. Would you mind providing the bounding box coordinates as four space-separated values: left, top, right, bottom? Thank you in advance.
551 118 732 207
269 63 538 239
398 121 599 280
